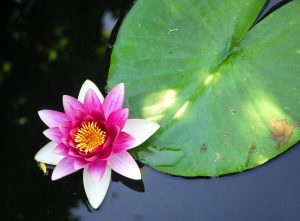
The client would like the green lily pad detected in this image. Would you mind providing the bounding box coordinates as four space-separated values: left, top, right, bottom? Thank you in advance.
108 0 300 176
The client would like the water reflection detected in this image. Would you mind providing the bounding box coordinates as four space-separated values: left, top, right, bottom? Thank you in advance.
70 155 300 221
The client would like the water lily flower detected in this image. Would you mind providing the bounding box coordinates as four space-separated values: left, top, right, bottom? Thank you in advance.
34 80 159 209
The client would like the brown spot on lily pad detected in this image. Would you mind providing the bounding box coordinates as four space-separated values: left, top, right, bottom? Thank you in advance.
199 144 207 153
270 119 295 148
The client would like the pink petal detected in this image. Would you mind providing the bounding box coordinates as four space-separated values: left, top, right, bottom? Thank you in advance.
103 83 124 118
84 89 104 113
38 110 69 128
51 157 80 180
99 124 120 158
113 132 135 153
108 124 120 140
54 143 69 156
88 160 107 182
63 95 85 119
74 158 89 170
108 151 141 180
107 108 128 129
90 111 106 123
68 148 81 157
58 121 72 135
43 128 63 143
61 136 70 147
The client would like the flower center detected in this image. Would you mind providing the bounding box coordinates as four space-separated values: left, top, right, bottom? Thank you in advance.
74 122 106 153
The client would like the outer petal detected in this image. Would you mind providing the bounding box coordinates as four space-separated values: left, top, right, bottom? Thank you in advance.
107 108 128 129
122 119 160 149
113 132 135 153
43 128 63 143
38 110 69 128
58 121 72 135
54 143 69 156
78 79 104 103
108 151 141 180
34 141 64 165
63 95 85 119
103 83 124 118
51 157 80 180
83 166 111 209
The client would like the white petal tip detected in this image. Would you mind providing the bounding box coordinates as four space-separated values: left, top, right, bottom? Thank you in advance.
118 82 125 88
78 79 104 103
51 171 65 181
152 121 160 131
34 142 63 165
37 110 43 117
90 200 101 209
50 168 63 180
51 173 58 181
123 119 160 148
34 154 43 163
34 153 39 162
109 152 142 180
82 80 95 89
121 169 142 180
129 173 142 180
113 170 142 180
84 167 111 209
83 79 92 84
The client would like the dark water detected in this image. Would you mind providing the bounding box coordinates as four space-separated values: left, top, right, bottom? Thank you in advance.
1 0 300 220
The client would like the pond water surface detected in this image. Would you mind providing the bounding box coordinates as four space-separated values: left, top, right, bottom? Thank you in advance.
1 0 300 220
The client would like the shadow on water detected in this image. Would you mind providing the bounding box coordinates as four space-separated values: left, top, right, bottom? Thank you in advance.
1 0 300 221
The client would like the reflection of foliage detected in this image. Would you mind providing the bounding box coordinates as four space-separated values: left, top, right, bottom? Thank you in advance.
0 0 133 220
0 61 12 84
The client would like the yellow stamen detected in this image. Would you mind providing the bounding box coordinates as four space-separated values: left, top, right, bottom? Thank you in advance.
74 121 106 153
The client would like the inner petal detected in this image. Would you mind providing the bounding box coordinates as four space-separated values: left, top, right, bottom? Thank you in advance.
74 121 106 153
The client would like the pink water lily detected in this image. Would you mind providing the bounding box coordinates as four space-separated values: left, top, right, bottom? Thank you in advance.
34 80 159 209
